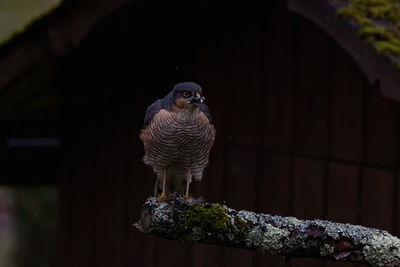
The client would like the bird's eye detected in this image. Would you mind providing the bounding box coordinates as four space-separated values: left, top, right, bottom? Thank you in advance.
182 91 191 98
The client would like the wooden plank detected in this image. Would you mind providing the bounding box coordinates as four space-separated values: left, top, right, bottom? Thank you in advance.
292 158 325 219
61 123 108 267
95 176 124 267
223 247 255 267
158 239 193 267
325 162 360 267
326 259 358 267
223 147 257 267
68 154 97 267
192 244 221 267
255 153 292 267
221 24 263 267
63 119 130 267
292 258 357 267
330 45 364 162
127 143 158 267
225 147 258 210
365 84 399 167
227 27 263 147
257 154 292 216
126 107 159 267
360 168 394 232
290 258 325 267
326 162 359 224
94 122 126 267
396 172 400 237
58 144 76 267
261 11 296 153
291 157 325 267
255 255 288 267
295 18 331 157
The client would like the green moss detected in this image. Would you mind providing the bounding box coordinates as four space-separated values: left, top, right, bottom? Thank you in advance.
390 60 400 69
338 0 400 60
234 216 250 233
181 204 230 232
376 40 400 56
180 204 251 244
338 0 400 24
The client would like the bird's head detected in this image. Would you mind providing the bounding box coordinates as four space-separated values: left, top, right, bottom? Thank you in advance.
172 82 205 109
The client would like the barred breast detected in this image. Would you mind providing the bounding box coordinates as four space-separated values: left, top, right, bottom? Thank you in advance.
140 108 215 181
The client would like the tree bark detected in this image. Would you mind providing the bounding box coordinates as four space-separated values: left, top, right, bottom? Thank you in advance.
135 195 400 267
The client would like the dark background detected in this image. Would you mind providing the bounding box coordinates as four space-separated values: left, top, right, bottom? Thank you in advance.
1 1 399 267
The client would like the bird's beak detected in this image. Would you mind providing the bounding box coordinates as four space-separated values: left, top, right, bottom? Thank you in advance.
189 95 205 104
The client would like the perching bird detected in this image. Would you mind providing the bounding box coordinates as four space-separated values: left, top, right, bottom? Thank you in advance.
140 82 215 200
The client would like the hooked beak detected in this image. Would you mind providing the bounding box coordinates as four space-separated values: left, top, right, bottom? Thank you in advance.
189 94 205 104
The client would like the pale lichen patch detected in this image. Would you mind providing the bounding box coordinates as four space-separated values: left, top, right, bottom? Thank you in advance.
245 225 289 254
363 232 400 267
320 243 335 257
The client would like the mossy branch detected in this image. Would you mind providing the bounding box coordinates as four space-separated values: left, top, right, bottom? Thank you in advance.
135 195 400 267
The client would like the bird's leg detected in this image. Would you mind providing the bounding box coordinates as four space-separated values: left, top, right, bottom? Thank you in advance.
185 170 191 201
158 169 167 201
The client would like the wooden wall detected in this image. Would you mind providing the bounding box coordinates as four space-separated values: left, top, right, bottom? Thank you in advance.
58 2 400 267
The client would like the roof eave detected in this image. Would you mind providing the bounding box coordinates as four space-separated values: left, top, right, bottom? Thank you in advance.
287 0 400 102
0 0 131 93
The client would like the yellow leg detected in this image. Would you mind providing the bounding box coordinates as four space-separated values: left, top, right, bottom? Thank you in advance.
158 169 167 201
185 170 191 201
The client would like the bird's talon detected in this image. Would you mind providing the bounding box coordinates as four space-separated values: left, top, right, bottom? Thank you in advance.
184 194 190 202
157 193 168 202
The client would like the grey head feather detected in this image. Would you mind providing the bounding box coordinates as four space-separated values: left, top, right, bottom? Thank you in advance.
143 82 214 127
172 82 202 93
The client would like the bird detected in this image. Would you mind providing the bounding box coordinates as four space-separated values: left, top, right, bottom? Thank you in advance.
140 82 216 201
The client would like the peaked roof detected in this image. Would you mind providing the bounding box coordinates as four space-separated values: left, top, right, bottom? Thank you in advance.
1 0 400 102
288 0 400 102
0 0 129 92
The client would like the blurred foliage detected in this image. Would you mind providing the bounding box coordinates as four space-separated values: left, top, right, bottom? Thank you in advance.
0 185 59 267
0 0 62 45
0 188 16 267
337 0 400 68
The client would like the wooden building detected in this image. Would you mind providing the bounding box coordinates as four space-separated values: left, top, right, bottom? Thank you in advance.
0 1 399 267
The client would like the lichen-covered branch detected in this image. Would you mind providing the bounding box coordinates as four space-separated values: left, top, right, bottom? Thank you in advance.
135 195 400 267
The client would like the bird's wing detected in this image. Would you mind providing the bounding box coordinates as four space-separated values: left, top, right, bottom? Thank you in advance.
199 103 213 124
143 99 163 127
144 99 213 126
